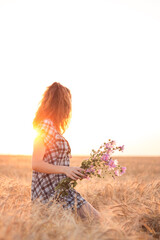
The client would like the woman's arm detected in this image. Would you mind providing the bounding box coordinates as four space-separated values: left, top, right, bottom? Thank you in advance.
32 136 86 180
32 136 66 174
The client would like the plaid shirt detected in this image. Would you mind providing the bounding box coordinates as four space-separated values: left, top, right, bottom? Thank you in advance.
31 118 87 212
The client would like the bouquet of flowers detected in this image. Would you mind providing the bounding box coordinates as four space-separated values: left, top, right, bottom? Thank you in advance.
54 139 126 199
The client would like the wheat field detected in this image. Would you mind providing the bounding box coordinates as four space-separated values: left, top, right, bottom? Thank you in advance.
0 155 160 240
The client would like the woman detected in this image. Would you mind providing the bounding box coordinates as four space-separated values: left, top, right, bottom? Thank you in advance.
31 82 102 222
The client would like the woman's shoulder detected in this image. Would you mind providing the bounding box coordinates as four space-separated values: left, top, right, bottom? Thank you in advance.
39 118 66 140
37 118 58 136
41 118 54 126
39 119 71 153
39 118 56 131
37 118 58 147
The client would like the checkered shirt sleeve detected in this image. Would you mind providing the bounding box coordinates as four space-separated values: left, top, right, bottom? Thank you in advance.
37 119 56 148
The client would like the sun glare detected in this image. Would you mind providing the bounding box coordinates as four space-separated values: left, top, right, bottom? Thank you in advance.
32 129 39 141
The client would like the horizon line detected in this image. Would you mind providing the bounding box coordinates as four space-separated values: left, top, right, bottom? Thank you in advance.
0 154 160 158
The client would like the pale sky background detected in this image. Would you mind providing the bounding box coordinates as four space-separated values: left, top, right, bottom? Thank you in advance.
0 0 160 156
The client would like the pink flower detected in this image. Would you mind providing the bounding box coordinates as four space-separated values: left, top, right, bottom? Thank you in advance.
119 145 125 152
90 167 95 173
104 162 109 166
111 140 116 146
98 169 102 175
85 166 95 173
115 170 120 176
107 149 113 155
121 167 126 174
101 153 110 162
108 159 117 169
106 143 112 148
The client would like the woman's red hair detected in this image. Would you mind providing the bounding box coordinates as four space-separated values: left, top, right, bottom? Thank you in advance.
33 82 72 134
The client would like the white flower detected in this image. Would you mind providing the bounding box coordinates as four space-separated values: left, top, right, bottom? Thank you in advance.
114 159 118 166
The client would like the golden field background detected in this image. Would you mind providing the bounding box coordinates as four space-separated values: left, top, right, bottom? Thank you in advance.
0 155 160 240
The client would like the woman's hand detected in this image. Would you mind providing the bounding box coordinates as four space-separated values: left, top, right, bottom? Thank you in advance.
63 166 87 181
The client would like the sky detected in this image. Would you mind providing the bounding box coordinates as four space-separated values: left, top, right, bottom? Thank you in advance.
0 0 160 156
